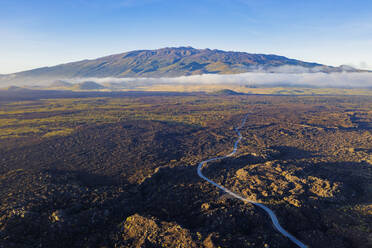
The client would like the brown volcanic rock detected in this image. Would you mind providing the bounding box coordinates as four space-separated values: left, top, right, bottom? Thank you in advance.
118 214 197 248
0 94 371 247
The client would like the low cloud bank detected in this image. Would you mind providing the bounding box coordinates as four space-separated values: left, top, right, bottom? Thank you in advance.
72 71 372 88
2 66 372 88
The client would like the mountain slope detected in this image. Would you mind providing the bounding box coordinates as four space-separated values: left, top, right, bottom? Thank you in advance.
0 47 362 86
74 81 106 90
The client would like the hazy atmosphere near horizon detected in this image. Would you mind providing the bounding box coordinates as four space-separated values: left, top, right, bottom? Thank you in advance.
1 1 372 248
1 0 372 73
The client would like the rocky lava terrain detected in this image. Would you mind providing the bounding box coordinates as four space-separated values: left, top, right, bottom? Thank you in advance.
0 93 371 247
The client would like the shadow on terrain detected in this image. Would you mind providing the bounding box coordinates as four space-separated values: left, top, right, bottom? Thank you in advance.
45 168 120 187
270 146 317 160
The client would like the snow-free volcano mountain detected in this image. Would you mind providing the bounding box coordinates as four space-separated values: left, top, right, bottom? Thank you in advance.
0 47 360 86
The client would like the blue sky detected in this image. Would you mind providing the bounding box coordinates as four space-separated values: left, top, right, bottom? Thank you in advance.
1 0 372 73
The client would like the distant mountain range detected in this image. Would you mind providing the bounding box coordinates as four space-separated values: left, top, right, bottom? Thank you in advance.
0 47 366 87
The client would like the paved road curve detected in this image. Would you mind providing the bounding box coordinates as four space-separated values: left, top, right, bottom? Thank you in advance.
197 114 308 248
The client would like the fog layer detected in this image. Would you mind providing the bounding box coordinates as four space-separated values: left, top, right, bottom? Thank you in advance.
72 71 372 88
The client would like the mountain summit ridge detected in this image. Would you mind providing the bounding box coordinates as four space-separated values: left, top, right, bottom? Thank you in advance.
0 47 363 86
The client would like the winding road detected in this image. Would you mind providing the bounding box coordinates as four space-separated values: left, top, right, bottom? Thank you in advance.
197 114 308 248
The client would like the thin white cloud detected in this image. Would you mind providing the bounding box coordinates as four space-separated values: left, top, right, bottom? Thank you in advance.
70 71 372 88
77 0 161 9
2 64 372 88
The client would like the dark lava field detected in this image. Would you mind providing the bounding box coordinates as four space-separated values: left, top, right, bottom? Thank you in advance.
0 91 371 247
